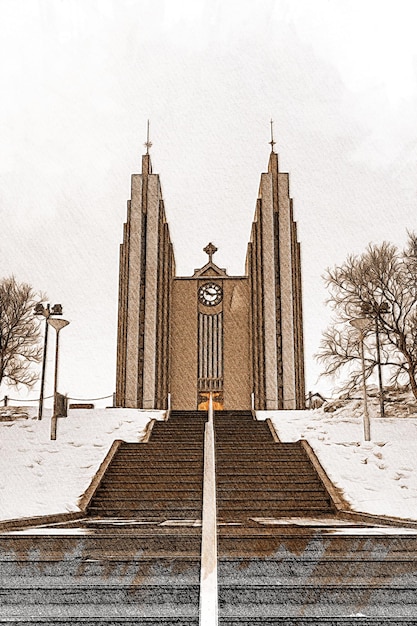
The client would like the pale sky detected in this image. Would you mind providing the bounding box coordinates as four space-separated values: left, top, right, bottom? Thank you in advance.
1 0 416 404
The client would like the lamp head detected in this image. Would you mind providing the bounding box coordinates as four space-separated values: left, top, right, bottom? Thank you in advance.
34 303 50 317
47 318 70 332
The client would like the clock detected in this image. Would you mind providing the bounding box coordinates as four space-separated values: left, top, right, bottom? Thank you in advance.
198 282 223 307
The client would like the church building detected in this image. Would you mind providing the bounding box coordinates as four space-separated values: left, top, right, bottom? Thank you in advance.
115 136 305 411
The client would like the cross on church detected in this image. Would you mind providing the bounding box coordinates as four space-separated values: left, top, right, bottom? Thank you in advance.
203 242 218 264
269 118 276 152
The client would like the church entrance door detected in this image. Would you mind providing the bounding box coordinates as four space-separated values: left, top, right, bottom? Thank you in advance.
197 391 224 411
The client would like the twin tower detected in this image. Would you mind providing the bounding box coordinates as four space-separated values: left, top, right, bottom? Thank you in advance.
115 143 305 411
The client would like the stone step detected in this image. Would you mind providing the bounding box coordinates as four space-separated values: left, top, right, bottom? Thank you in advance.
215 441 301 447
0 608 199 626
93 490 202 507
152 421 205 426
0 584 201 605
151 423 205 428
217 558 417 581
150 426 204 431
216 470 322 478
217 585 417 611
148 438 203 442
95 486 202 494
0 604 199 620
98 477 203 486
0 557 200 582
216 468 321 476
216 455 311 462
89 500 202 509
216 460 318 468
217 534 417 557
88 508 202 519
215 428 271 432
113 450 203 457
91 480 202 493
0 535 202 558
216 507 334 519
217 491 330 501
150 428 205 434
215 443 294 449
217 501 332 511
214 423 270 427
105 462 203 469
1 573 200 586
217 457 317 466
116 438 203 448
100 471 203 479
120 442 204 448
109 457 203 465
219 611 417 626
214 422 273 427
105 462 204 469
216 478 325 487
147 436 204 442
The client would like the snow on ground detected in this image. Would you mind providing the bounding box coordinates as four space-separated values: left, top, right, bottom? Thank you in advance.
0 407 160 521
2 391 417 524
260 391 417 522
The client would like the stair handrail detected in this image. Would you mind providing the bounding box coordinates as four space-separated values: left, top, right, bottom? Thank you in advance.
199 392 218 626
165 392 172 421
208 391 213 425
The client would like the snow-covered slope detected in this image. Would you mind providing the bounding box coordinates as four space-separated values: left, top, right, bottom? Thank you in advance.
261 391 417 521
0 408 160 521
1 394 417 523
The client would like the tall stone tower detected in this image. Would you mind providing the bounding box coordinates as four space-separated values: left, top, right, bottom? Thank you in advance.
246 149 305 410
116 136 305 411
115 151 175 409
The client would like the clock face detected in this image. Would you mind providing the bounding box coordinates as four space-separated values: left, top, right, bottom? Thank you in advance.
198 282 223 307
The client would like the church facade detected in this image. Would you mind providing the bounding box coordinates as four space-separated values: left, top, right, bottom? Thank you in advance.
115 144 305 411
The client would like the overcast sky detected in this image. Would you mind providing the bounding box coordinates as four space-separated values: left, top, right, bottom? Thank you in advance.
1 0 417 404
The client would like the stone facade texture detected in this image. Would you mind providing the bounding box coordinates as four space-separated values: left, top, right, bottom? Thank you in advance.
116 149 305 410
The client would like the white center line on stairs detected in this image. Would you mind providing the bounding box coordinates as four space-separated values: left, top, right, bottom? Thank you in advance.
199 392 219 626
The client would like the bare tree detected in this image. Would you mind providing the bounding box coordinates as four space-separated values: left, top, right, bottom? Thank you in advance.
316 235 417 399
0 277 43 389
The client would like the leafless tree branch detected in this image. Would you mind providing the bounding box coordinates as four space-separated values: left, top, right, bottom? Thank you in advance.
316 234 417 399
0 276 43 390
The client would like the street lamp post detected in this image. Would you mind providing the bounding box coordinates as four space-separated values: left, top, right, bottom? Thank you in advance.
47 317 69 441
362 302 389 417
350 317 371 442
34 303 63 420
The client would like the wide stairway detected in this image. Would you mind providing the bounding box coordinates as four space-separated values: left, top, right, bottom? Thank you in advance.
0 411 206 625
215 410 334 522
214 411 417 624
1 409 417 624
217 526 417 624
88 410 206 520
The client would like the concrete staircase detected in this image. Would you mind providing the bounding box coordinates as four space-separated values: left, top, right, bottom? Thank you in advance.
217 525 417 624
88 410 206 520
215 410 334 521
1 408 417 624
214 410 417 624
0 410 206 625
0 530 201 624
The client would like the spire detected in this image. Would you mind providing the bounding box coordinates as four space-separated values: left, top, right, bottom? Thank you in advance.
269 118 276 153
144 119 152 154
142 120 152 175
